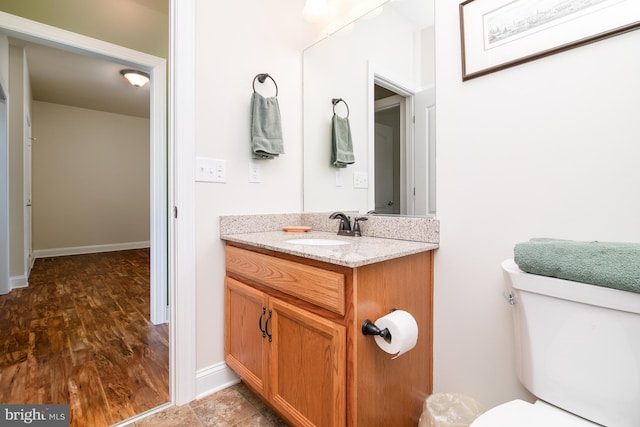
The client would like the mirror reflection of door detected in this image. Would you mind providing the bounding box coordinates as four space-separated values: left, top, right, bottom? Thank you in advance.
374 122 396 214
374 114 399 214
374 91 405 214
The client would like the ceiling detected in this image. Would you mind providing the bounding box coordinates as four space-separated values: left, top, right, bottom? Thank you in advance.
390 0 434 29
319 0 434 34
2 0 432 120
11 38 152 118
0 0 168 119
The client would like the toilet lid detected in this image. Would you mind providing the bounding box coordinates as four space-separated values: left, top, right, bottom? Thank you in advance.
471 400 598 427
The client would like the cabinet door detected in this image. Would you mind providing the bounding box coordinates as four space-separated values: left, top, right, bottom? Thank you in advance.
268 298 346 427
225 277 268 397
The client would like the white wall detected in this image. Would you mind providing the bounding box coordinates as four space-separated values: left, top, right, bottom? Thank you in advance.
434 1 640 408
193 0 316 373
32 101 150 253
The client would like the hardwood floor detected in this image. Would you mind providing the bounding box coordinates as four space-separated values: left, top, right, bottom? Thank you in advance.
0 249 169 427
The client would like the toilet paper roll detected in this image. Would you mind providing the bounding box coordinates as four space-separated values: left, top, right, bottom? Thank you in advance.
373 310 418 359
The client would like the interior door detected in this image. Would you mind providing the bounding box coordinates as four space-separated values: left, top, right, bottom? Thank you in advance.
374 122 396 214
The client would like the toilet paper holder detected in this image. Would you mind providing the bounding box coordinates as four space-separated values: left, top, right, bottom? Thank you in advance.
362 319 391 340
362 308 397 340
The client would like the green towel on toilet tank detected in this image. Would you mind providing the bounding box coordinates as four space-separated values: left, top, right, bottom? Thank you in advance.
514 238 640 294
251 92 284 159
331 114 355 168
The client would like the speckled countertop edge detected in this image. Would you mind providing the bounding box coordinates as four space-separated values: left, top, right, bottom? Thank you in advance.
221 230 438 268
219 213 439 268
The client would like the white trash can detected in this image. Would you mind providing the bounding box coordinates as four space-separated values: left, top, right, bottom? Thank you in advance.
419 393 484 427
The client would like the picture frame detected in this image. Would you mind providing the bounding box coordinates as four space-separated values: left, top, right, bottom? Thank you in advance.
459 0 640 81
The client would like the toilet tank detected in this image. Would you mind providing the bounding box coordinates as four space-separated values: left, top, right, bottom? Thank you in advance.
502 259 640 427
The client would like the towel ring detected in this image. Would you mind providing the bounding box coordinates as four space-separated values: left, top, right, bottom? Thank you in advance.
332 98 349 118
253 73 278 96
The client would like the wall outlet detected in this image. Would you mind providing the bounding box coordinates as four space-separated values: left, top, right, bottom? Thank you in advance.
249 163 261 183
196 157 226 183
353 172 368 188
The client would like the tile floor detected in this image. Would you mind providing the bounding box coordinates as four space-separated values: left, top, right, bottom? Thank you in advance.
133 382 289 427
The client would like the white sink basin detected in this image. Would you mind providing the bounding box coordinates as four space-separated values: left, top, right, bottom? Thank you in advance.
284 238 350 246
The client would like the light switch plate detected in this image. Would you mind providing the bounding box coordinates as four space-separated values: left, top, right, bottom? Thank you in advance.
196 157 226 183
353 172 368 188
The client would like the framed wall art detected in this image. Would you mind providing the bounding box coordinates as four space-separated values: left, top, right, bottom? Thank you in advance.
460 0 640 81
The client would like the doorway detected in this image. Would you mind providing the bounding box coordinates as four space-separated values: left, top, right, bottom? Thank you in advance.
0 11 171 425
373 81 414 215
0 13 168 320
1 0 198 414
371 77 435 216
374 93 404 214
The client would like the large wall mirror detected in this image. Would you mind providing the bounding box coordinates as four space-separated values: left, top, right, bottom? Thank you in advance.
303 0 435 216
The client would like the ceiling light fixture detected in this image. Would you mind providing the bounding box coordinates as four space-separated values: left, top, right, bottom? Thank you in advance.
120 69 150 87
303 0 329 23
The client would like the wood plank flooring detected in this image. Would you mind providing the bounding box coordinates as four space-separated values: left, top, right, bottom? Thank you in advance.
0 249 169 427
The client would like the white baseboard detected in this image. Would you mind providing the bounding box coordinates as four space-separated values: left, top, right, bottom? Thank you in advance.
33 241 151 259
195 362 239 400
9 274 28 290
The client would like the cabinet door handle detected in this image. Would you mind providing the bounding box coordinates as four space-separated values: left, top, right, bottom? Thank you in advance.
258 306 266 338
265 309 273 342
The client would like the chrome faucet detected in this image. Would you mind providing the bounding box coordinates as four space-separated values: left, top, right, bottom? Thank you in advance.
329 212 368 237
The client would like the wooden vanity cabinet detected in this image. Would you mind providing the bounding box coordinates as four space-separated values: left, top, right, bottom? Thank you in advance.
225 278 268 397
224 242 433 427
225 276 346 427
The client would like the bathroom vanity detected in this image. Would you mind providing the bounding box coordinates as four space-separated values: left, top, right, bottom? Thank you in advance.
222 225 437 427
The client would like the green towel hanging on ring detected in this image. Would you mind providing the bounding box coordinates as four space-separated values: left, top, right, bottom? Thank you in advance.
251 92 284 159
331 114 355 168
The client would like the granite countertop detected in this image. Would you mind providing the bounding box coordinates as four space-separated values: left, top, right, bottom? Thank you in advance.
221 230 439 268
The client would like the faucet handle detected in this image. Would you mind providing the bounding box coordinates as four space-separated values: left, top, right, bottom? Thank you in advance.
353 216 368 237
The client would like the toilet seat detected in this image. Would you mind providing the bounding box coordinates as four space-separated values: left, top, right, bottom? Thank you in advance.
470 399 600 427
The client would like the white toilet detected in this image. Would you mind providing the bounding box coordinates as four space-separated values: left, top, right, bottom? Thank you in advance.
471 259 640 427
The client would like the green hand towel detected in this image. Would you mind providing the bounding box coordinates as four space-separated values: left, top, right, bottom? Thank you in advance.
251 92 284 159
331 114 355 168
514 238 640 294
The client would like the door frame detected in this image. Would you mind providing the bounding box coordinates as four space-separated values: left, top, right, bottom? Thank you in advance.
24 112 32 277
369 71 416 215
0 59 8 295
